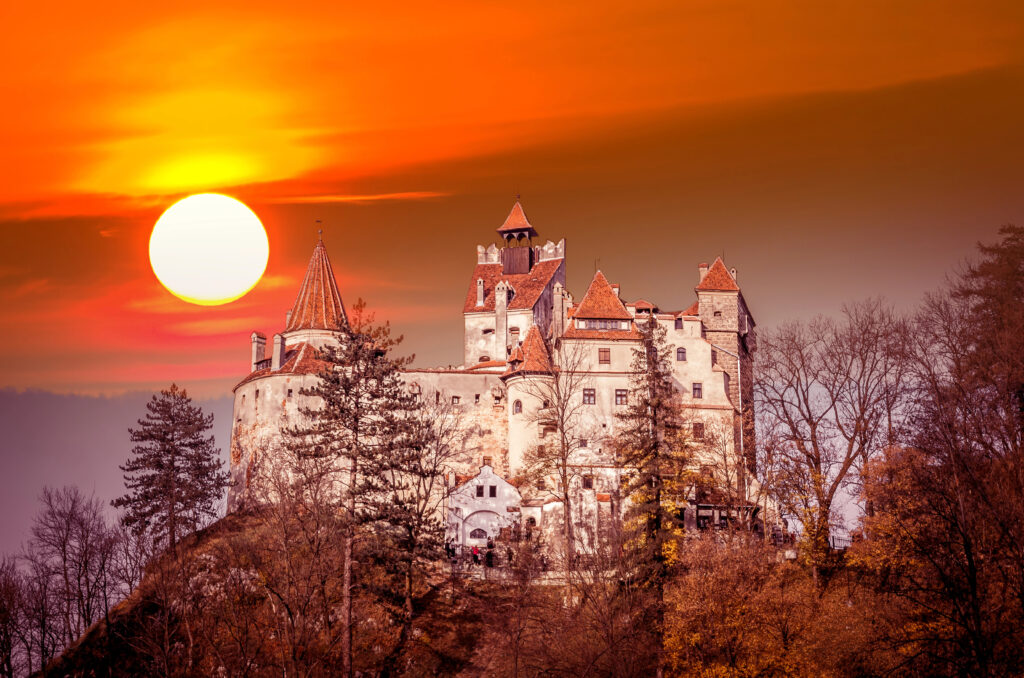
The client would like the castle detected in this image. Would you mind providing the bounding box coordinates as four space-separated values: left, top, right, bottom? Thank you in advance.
228 202 758 549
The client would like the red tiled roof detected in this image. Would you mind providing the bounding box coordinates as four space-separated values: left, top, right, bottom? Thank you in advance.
286 240 347 331
465 360 507 371
562 325 641 340
572 271 632 320
463 258 563 313
695 257 739 292
681 300 700 316
496 201 538 237
233 342 330 391
504 326 553 375
631 299 655 310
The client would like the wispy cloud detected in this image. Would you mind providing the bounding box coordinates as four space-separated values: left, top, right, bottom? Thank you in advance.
266 190 450 205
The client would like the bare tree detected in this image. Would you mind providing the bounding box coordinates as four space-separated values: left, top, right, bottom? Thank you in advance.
518 336 593 581
755 299 910 580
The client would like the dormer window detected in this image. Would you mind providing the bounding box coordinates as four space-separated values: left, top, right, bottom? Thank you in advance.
479 355 491 362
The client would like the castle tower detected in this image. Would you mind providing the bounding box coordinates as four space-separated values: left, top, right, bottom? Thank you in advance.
694 257 756 472
228 238 348 511
463 202 566 367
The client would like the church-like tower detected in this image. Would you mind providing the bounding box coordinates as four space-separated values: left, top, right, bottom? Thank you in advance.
227 238 347 511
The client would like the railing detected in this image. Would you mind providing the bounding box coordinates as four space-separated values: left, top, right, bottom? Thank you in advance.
829 535 852 551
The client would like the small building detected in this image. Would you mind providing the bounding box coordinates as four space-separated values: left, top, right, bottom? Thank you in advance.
447 465 522 548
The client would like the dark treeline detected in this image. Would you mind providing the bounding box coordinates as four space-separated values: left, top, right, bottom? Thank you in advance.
1 228 1022 677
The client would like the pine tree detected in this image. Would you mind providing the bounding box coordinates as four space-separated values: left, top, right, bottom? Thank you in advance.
283 300 418 678
113 384 228 552
615 315 693 677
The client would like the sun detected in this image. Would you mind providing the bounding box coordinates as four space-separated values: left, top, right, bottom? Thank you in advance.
149 194 269 306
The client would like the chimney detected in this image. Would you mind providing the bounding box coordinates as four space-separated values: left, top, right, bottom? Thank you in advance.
495 280 509 357
285 310 292 326
250 332 267 372
611 283 620 298
476 278 485 307
271 333 286 370
551 281 566 339
698 262 709 283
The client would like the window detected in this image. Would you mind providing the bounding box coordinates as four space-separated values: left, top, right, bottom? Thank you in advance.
479 356 490 362
583 476 594 490
692 382 703 399
675 317 683 330
287 389 293 398
536 479 546 490
526 517 537 527
483 456 492 467
615 389 628 406
254 389 259 400
483 328 494 335
470 528 487 539
693 422 705 440
598 348 610 364
489 485 497 498
513 399 523 414
714 310 722 317
537 444 545 456
579 438 588 448
676 347 686 361
583 388 596 404
435 392 440 404
474 393 480 404
476 485 484 497
452 395 461 405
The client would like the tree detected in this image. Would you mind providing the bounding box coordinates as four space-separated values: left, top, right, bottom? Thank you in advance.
755 299 909 581
615 315 693 676
854 228 1024 675
359 396 465 670
283 299 415 678
28 486 116 648
113 385 228 552
518 335 593 581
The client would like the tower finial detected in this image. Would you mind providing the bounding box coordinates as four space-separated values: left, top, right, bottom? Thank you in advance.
316 219 323 241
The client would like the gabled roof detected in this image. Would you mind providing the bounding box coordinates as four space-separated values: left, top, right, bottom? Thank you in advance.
463 258 563 313
504 326 553 376
681 300 700 316
286 240 347 332
695 257 739 292
572 271 632 320
497 201 538 237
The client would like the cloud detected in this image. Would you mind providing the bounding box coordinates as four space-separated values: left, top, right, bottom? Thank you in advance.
265 190 450 205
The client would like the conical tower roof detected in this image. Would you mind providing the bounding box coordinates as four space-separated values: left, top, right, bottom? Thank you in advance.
497 201 538 237
285 239 347 332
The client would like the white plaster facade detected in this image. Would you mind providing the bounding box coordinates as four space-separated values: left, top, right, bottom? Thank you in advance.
227 202 761 544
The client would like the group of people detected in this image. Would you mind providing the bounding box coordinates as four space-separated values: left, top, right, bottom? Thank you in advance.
446 537 514 570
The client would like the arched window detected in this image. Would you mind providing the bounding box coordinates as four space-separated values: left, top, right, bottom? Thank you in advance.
676 347 687 361
469 528 487 539
513 399 523 414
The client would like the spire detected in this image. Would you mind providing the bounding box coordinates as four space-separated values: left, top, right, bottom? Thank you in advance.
573 271 633 320
285 239 347 332
497 200 538 238
695 257 740 292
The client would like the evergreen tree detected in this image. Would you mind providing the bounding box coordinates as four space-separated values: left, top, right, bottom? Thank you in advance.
615 315 693 676
283 300 419 678
113 385 228 552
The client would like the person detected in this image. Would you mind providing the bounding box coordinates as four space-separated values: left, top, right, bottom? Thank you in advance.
506 546 514 566
471 545 480 567
485 549 494 568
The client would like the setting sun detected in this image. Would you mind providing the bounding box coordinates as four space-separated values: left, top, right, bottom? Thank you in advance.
149 193 269 306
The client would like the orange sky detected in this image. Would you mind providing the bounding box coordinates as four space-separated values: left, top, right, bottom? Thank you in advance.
2 1 1024 395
